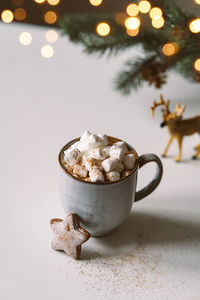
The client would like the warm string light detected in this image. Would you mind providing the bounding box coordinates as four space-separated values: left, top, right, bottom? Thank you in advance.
162 42 179 56
89 0 103 6
92 3 196 73
151 17 164 29
19 32 32 46
34 0 45 3
44 11 57 24
124 17 140 30
189 18 200 33
126 3 139 17
1 10 14 23
126 28 139 37
47 0 60 5
149 7 162 19
41 45 54 58
45 29 58 43
194 58 200 71
138 1 151 14
96 22 110 36
14 8 26 21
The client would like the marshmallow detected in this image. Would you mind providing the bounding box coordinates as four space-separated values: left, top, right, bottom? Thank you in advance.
115 161 124 172
64 148 81 166
73 164 88 178
89 168 104 183
87 134 103 149
110 145 125 161
70 141 80 150
77 134 103 153
77 141 90 153
103 146 111 157
106 171 120 182
82 156 102 172
80 130 91 142
98 134 108 146
113 142 128 154
63 163 73 174
87 148 107 161
123 154 135 170
102 157 124 173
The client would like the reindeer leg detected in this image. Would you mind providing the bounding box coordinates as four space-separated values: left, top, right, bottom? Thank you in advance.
192 144 200 159
162 136 173 157
175 137 183 162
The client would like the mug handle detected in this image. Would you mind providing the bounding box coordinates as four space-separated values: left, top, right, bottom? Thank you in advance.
135 153 163 202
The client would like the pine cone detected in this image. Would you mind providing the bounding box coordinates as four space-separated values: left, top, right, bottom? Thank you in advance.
141 62 167 89
171 25 186 40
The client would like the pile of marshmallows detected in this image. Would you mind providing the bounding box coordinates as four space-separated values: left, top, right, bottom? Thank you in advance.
64 131 135 183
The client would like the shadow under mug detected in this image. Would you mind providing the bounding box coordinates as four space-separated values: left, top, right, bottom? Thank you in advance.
58 137 163 237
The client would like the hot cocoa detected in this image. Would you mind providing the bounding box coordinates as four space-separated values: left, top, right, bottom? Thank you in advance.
60 131 136 183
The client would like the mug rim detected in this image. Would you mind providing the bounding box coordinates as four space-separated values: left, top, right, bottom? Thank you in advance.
58 136 139 185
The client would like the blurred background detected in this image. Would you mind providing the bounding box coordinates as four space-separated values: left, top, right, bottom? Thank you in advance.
1 0 200 27
1 0 200 77
1 1 200 94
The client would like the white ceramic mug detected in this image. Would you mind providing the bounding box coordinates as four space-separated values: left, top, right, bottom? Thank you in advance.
58 137 163 237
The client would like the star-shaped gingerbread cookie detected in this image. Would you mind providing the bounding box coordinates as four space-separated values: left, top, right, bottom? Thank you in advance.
50 214 90 259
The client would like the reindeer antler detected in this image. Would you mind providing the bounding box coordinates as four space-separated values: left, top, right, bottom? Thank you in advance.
151 94 170 117
173 103 186 117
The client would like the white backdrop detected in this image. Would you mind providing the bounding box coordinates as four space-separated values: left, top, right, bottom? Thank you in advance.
0 22 200 300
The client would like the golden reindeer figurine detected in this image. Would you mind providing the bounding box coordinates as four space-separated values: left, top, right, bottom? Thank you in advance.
151 95 200 162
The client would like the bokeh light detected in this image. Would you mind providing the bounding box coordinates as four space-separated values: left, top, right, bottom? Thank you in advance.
162 42 179 56
12 0 24 6
194 0 200 4
34 0 46 3
149 7 163 19
14 8 26 21
45 29 58 43
124 17 140 30
151 17 164 28
47 0 60 5
41 45 54 58
125 17 140 30
89 0 103 6
115 13 127 25
138 1 151 14
194 58 200 71
1 10 14 24
126 3 139 17
189 18 200 33
44 11 57 24
19 32 32 46
126 28 139 37
96 22 110 36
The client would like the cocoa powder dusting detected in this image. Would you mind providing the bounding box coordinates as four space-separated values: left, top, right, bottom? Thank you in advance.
62 231 163 297
60 138 136 183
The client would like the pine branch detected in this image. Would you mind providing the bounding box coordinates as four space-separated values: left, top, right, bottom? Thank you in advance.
59 2 200 93
59 13 169 56
114 56 156 95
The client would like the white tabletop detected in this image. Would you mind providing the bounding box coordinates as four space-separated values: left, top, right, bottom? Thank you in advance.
1 22 200 300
